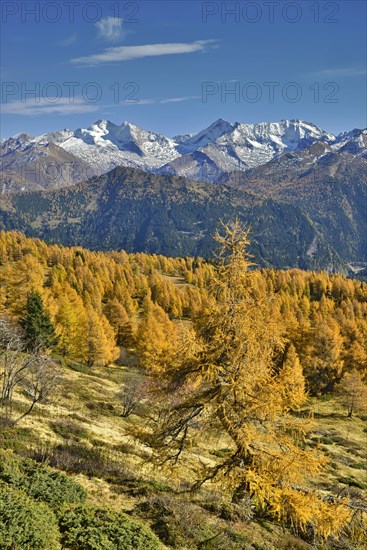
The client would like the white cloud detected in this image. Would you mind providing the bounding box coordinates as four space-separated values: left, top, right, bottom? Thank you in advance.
1 94 202 116
57 34 77 47
1 97 101 116
309 67 367 77
95 17 125 42
160 96 200 104
113 96 201 106
71 39 219 66
122 99 156 105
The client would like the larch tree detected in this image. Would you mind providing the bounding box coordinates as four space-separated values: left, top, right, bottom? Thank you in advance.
136 297 180 373
55 291 88 363
335 369 367 417
84 307 119 367
103 298 136 348
303 314 344 395
136 221 351 539
277 343 306 411
2 256 45 317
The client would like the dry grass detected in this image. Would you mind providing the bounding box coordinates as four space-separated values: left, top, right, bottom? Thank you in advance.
3 361 366 549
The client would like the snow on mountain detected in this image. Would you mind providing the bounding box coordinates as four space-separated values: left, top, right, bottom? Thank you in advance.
1 133 95 192
332 128 367 157
177 118 235 153
2 119 365 190
1 134 52 176
40 120 180 174
160 119 338 180
172 133 195 145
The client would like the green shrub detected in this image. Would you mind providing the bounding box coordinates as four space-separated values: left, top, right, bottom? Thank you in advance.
0 449 23 485
59 505 161 549
0 483 61 550
66 359 90 374
22 462 86 510
210 448 233 458
0 450 86 510
338 476 366 489
0 426 37 453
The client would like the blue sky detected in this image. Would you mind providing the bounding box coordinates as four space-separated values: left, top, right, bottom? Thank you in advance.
0 0 366 138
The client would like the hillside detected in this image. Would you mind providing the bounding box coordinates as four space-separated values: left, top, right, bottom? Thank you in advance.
1 361 366 550
0 232 366 549
0 134 95 193
0 167 346 271
222 143 367 268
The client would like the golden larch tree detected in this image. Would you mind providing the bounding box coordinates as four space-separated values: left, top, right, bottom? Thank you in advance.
336 369 367 417
137 221 351 539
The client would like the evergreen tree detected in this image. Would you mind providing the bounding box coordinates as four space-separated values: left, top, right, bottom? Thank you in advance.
20 291 58 352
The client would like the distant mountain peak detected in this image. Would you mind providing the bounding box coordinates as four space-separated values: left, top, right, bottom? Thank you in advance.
176 118 234 153
2 118 365 190
10 132 35 142
209 117 233 129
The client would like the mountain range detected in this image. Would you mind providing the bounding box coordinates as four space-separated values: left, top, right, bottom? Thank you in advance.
2 118 366 191
0 118 366 276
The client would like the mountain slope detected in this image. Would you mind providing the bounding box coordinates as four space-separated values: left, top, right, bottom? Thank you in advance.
160 118 337 181
0 133 95 192
222 143 367 266
0 166 338 270
41 119 180 174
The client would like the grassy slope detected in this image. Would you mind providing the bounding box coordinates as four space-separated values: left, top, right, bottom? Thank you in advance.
2 357 366 550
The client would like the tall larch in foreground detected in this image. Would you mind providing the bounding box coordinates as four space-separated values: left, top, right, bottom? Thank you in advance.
137 221 352 539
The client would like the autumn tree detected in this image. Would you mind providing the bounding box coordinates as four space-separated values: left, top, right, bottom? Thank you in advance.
104 298 136 348
1 231 366 390
303 314 344 394
335 370 367 417
136 221 351 538
277 343 306 411
136 297 180 373
55 290 88 363
2 255 45 317
84 307 119 367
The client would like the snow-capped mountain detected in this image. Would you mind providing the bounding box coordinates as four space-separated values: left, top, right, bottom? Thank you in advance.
40 120 179 174
1 118 366 191
332 128 367 156
160 119 338 180
175 118 235 152
0 133 93 193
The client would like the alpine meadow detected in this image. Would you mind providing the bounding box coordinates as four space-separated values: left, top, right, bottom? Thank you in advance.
0 1 366 549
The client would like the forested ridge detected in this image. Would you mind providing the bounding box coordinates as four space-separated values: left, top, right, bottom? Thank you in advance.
0 166 348 271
